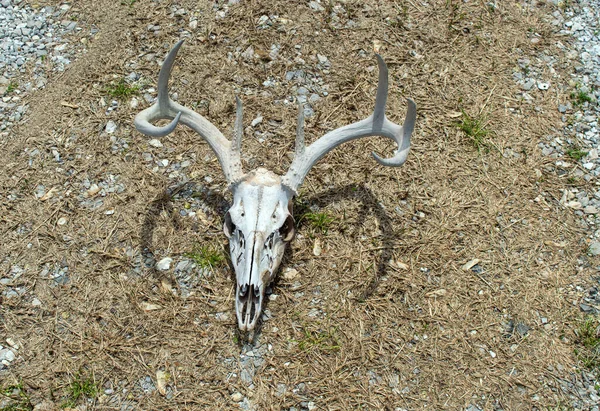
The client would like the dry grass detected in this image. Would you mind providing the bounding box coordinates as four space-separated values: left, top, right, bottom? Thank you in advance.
0 0 596 409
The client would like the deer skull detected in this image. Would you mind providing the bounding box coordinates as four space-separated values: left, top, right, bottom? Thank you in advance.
134 41 416 331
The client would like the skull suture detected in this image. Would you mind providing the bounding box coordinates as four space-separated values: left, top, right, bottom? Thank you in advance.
134 41 416 331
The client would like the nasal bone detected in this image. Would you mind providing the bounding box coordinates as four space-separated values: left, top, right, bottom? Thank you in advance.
241 231 263 290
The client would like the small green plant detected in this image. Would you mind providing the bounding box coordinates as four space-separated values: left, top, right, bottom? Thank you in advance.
1 382 32 411
574 316 600 375
559 0 572 11
300 211 335 235
293 327 341 352
105 79 139 100
565 147 588 161
121 0 136 5
571 90 593 107
456 110 490 152
61 374 98 409
6 82 18 93
185 245 225 270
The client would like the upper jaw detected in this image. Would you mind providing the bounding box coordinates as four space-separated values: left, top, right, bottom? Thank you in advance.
235 281 264 331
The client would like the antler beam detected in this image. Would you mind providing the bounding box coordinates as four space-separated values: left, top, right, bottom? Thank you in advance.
282 55 416 192
134 40 244 184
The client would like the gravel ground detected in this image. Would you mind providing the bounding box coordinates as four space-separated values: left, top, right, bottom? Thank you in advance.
1 0 600 409
0 0 88 136
520 0 600 409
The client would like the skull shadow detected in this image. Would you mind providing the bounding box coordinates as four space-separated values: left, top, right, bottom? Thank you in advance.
284 183 395 300
139 182 397 343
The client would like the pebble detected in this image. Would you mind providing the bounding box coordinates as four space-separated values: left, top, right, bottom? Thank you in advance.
105 120 117 134
0 348 15 362
251 115 263 127
148 138 163 148
589 242 600 255
156 257 172 271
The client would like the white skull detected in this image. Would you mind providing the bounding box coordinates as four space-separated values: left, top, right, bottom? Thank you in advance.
223 168 296 330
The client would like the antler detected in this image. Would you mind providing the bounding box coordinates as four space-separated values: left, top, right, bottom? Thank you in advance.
134 40 244 184
282 55 416 192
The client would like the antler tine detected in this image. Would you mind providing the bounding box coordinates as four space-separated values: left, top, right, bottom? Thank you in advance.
234 96 243 153
283 54 416 192
134 40 184 137
295 102 306 157
134 41 244 184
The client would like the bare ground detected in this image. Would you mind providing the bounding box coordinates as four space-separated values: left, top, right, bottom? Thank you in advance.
0 0 597 409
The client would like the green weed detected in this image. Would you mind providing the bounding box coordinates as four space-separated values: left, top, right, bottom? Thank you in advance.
6 82 17 94
61 374 98 409
565 147 588 161
456 110 490 152
571 90 593 107
574 316 600 375
1 382 32 411
300 211 335 235
105 79 139 100
292 327 341 352
185 245 225 270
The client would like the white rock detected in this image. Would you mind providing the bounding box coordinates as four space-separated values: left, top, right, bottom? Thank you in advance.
251 115 263 127
156 257 173 271
86 184 101 197
282 267 298 280
537 82 550 90
241 46 254 61
0 348 15 362
32 298 41 306
148 139 163 148
105 120 117 134
313 238 322 256
589 242 600 256
309 1 324 11
231 392 243 402
130 97 139 109
57 217 68 225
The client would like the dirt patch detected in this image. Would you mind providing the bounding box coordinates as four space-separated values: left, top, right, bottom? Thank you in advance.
0 0 595 409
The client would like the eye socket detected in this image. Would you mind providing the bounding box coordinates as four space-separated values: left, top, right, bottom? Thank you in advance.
223 212 234 238
279 214 296 242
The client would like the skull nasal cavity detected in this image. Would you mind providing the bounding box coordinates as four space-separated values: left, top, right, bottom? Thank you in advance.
240 284 248 297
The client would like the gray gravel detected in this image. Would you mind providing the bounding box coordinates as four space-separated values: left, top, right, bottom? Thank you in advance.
0 0 85 136
519 0 600 409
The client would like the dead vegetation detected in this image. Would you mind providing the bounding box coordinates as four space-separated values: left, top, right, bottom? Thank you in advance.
0 0 597 409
